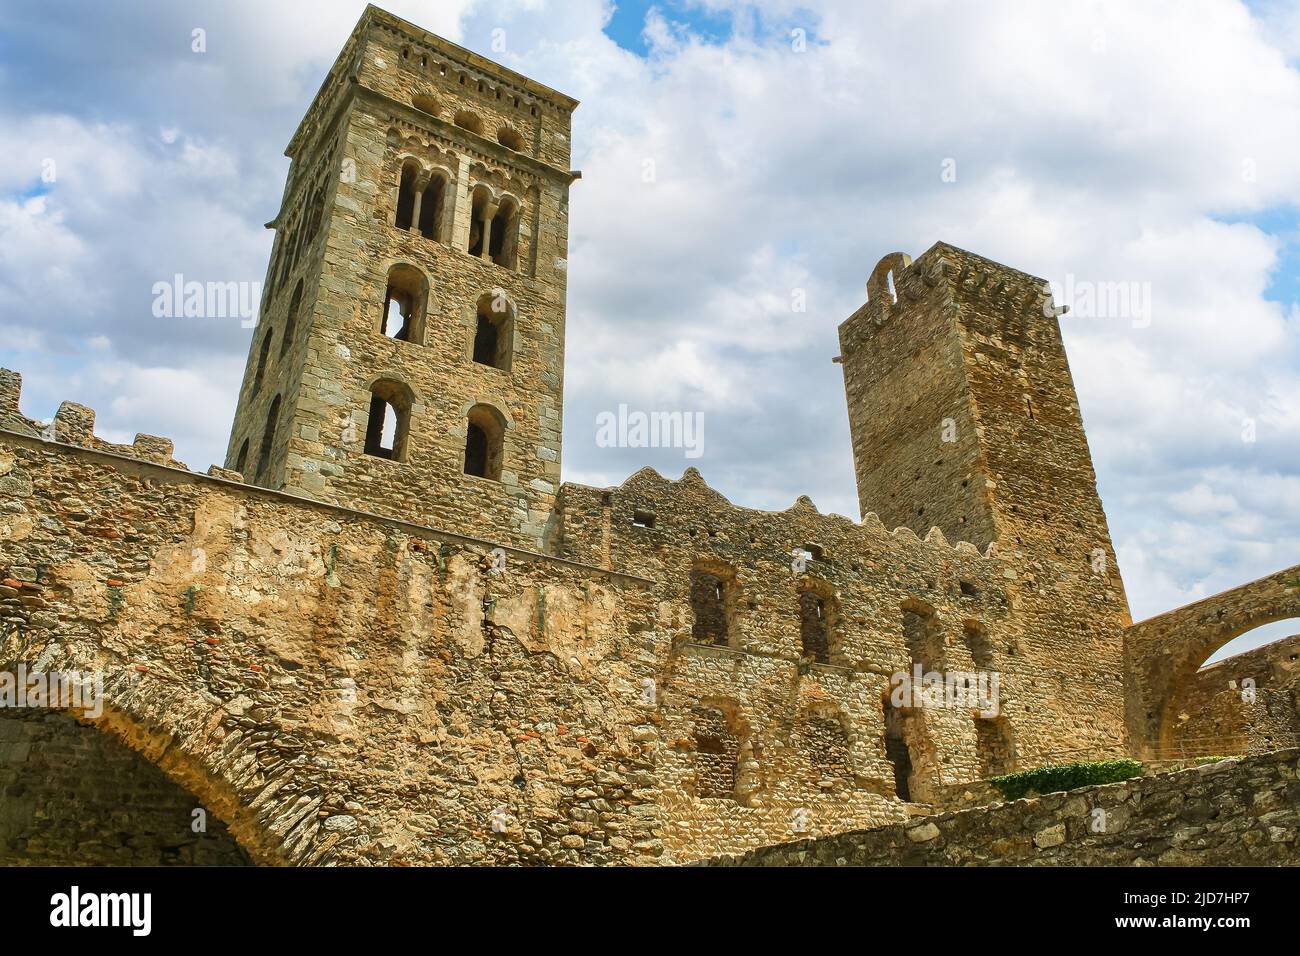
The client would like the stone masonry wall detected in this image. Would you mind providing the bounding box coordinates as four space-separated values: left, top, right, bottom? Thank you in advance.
1 422 670 865
1170 634 1300 755
708 748 1300 866
554 462 1129 858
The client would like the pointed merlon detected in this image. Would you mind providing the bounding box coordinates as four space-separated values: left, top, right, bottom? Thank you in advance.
924 526 949 547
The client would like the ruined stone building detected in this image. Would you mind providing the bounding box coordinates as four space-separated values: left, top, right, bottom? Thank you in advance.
0 5 1297 866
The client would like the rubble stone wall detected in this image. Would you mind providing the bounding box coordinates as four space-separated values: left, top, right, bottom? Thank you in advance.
708 748 1300 866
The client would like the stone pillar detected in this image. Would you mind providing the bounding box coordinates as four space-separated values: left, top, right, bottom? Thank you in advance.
481 203 498 260
451 156 474 251
410 175 428 234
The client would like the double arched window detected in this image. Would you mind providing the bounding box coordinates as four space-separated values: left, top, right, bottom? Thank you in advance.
394 160 449 242
467 185 521 270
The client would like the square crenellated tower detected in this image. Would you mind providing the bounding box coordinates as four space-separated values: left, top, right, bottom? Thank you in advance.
839 243 1133 750
225 5 577 549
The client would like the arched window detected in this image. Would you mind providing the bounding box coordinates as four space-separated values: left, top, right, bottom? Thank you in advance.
234 438 249 473
252 326 274 395
364 379 413 461
379 264 428 343
463 403 506 480
690 564 737 647
255 394 281 483
417 174 446 242
305 180 326 243
411 93 438 115
279 280 303 358
902 600 944 671
472 291 513 371
798 580 840 665
489 196 520 269
395 160 420 230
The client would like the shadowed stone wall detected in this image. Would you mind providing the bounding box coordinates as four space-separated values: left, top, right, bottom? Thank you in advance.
0 711 248 866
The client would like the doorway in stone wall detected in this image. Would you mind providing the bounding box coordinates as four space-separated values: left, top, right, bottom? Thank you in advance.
882 697 914 801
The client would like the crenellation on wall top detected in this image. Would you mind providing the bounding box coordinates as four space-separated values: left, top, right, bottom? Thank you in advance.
0 367 20 413
838 242 1059 353
0 368 198 474
564 467 999 563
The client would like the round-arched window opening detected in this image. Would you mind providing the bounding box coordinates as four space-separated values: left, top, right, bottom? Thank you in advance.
412 94 439 115
379 263 429 344
472 290 514 372
464 404 506 480
364 379 415 462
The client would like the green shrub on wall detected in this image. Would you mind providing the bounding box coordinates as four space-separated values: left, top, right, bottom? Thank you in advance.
989 759 1143 801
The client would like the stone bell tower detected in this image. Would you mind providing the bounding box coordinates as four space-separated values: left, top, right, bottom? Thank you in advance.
225 5 577 549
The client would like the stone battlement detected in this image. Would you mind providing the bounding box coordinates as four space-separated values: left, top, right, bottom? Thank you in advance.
0 367 208 476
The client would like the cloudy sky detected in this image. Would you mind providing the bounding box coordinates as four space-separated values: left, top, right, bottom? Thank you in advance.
1 0 1297 660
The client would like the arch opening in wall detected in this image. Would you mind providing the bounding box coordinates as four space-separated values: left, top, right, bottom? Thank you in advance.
496 126 525 151
795 706 854 790
962 620 994 670
279 280 304 358
1165 620 1300 760
691 705 740 800
379 263 428 343
472 290 514 371
255 394 281 483
797 578 841 665
453 109 484 135
902 600 944 672
364 378 414 462
411 93 439 116
973 715 1016 777
0 710 252 866
418 172 447 242
234 438 250 474
488 195 520 270
881 693 939 803
463 403 506 480
395 159 421 230
689 563 737 648
252 326 274 395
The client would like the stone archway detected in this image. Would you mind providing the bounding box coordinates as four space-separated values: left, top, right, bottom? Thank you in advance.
0 632 313 866
0 709 250 865
1124 564 1300 757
